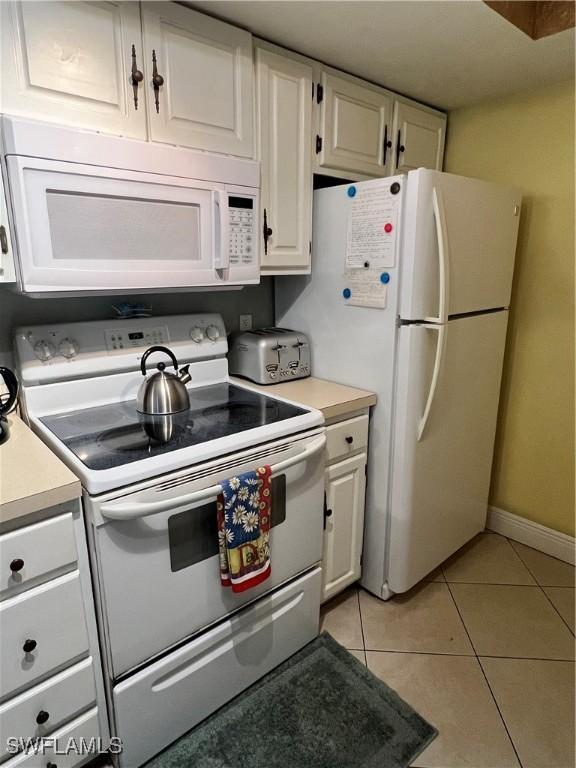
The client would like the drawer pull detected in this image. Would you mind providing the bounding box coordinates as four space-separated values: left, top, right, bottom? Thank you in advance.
23 638 37 653
345 435 354 444
36 710 50 725
10 558 24 572
47 763 57 768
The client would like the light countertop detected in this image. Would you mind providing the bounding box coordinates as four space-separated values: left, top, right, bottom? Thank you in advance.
0 415 81 527
230 376 377 421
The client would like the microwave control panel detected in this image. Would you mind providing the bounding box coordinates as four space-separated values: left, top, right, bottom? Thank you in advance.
228 196 254 266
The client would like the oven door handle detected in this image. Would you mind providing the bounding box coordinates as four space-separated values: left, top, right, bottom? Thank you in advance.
99 434 327 520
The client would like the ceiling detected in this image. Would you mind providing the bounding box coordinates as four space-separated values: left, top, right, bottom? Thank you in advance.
187 1 575 110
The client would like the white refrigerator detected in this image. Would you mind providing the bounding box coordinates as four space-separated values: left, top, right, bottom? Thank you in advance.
275 169 521 599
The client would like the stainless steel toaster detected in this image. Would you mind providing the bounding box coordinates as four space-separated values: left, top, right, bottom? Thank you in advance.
228 327 311 385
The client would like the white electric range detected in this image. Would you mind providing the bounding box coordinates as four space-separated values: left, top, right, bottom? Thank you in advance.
14 314 326 767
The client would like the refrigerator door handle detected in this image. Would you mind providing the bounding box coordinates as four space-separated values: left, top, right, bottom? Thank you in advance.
417 324 446 441
424 187 450 324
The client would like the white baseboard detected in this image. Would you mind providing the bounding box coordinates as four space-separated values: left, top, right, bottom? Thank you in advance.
487 506 575 565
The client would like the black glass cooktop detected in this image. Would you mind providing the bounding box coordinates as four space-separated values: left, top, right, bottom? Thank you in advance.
40 383 307 471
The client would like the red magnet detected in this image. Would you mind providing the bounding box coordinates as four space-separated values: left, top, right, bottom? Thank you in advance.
384 223 393 233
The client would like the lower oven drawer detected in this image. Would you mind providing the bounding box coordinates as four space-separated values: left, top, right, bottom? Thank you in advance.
113 567 321 768
0 658 96 763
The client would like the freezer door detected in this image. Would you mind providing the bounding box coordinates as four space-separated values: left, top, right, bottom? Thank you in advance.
387 311 508 594
400 169 521 320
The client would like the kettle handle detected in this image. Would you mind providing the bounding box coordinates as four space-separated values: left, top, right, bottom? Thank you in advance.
140 346 178 376
0 368 18 415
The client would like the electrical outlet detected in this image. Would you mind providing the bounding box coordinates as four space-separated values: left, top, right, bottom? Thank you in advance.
239 314 253 331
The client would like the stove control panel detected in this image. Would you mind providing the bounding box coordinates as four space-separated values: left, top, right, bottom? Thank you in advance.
15 314 229 385
104 326 168 352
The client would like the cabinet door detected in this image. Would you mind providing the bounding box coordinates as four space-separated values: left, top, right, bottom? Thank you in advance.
322 452 367 603
0 1 146 139
392 101 446 173
142 3 253 157
256 47 313 273
319 70 392 176
0 168 16 283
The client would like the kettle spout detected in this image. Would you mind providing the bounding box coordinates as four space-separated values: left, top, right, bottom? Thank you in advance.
178 364 192 385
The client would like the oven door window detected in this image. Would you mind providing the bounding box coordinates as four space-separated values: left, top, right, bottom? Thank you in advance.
168 475 286 573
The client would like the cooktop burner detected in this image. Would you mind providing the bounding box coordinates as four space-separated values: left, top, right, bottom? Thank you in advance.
40 383 307 471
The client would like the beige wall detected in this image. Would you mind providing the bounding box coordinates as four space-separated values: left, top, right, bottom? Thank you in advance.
445 79 575 537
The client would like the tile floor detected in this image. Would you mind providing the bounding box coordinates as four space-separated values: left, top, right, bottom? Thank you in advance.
320 532 575 768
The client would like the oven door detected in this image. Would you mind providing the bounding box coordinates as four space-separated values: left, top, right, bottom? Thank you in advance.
6 156 232 294
87 430 325 679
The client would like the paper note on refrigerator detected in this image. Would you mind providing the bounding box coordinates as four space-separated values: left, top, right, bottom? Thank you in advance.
344 269 388 309
346 186 399 269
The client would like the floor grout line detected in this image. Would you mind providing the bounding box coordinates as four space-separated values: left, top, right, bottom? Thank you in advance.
356 585 367 659
357 647 576 662
442 581 539 587
444 577 525 768
505 538 576 638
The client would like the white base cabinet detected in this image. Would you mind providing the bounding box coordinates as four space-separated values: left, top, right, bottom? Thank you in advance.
321 412 369 602
0 502 108 768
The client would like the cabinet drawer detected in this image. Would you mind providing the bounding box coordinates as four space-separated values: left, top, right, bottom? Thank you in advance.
0 658 95 762
114 567 321 768
0 572 89 699
0 513 77 600
325 415 369 463
3 708 100 768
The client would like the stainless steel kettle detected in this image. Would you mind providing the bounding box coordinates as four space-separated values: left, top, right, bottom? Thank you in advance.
136 346 191 415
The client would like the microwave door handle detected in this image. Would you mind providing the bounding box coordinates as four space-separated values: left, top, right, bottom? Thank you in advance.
99 434 326 520
212 191 229 271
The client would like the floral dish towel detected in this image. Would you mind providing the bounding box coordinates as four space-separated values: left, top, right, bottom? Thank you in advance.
216 466 272 593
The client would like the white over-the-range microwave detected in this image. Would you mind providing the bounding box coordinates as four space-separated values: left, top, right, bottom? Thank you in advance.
0 117 260 296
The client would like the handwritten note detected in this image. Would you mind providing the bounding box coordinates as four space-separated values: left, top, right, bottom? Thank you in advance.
344 269 388 309
346 186 399 269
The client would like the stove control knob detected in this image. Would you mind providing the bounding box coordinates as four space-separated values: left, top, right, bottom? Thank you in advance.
33 340 56 362
190 326 204 344
59 337 79 359
206 324 220 342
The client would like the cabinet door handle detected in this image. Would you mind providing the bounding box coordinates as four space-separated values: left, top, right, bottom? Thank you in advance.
151 49 165 114
0 225 8 255
383 125 392 165
130 44 144 110
36 710 50 725
396 129 405 168
262 208 273 255
323 494 333 529
345 435 354 445
23 638 37 653
10 558 24 572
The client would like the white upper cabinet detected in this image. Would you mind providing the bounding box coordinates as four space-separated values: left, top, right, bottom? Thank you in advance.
317 69 393 177
0 1 146 139
392 101 446 173
256 45 313 274
0 169 16 283
141 3 254 157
